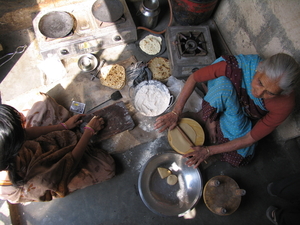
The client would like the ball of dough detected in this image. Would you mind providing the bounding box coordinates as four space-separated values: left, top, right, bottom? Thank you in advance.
167 174 178 185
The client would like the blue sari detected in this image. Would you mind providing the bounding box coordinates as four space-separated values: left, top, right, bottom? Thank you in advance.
203 55 267 158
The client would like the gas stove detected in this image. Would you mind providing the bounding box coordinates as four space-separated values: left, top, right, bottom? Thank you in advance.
33 0 137 59
165 25 216 79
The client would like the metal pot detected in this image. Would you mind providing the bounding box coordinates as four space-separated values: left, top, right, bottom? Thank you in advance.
133 80 174 117
92 0 124 22
139 0 160 29
38 11 74 38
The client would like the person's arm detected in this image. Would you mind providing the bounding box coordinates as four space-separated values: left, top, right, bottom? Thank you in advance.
71 116 104 162
25 113 104 164
183 131 256 168
154 74 197 132
154 61 227 133
25 114 84 139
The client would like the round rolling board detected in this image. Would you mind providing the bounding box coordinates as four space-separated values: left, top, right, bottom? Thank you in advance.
168 118 205 154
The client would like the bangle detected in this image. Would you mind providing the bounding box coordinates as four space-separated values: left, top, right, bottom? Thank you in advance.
171 111 178 116
84 125 95 135
205 146 210 155
60 123 68 130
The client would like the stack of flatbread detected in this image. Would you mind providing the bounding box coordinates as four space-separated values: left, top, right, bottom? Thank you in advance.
139 34 162 55
147 57 171 81
100 64 126 90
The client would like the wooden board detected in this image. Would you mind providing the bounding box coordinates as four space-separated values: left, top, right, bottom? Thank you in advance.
168 118 205 154
80 101 135 142
203 175 244 216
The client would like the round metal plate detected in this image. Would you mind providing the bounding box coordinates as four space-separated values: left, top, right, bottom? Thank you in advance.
138 152 203 216
38 11 74 38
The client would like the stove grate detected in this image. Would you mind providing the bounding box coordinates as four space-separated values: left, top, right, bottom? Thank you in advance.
176 31 207 58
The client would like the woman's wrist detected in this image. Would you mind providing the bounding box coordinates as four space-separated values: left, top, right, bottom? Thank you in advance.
205 146 211 156
84 125 95 135
171 108 181 116
171 110 178 116
60 122 68 130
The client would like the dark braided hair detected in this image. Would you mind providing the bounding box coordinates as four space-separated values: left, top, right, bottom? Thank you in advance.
0 104 26 186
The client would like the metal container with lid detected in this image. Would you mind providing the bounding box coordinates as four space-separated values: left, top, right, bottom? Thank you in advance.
139 0 160 29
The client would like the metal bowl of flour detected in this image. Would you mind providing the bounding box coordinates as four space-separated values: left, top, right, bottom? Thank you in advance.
138 152 203 216
133 80 173 117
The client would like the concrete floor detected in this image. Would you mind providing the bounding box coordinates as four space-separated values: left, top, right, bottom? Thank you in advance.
1 1 300 225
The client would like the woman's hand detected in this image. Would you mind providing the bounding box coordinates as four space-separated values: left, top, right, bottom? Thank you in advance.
183 146 211 168
86 116 105 133
154 112 179 133
65 114 85 129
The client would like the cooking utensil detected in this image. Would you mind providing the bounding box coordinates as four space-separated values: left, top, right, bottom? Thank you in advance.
92 0 124 22
90 59 106 81
203 175 246 216
138 152 203 216
0 45 27 67
80 101 135 142
38 11 74 38
175 125 195 147
86 91 123 113
168 118 205 155
133 80 173 117
139 0 160 29
78 54 99 72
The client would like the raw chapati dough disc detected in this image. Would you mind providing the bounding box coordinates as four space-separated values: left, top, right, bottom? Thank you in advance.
168 118 205 154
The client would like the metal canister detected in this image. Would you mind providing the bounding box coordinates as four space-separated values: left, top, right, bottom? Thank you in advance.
139 0 160 29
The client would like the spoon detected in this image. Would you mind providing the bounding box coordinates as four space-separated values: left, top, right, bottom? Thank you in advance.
86 91 123 113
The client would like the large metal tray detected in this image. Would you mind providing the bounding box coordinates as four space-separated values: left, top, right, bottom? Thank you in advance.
138 152 203 216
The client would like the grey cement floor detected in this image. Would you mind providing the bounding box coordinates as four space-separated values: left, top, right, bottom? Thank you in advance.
0 1 300 225
9 135 300 225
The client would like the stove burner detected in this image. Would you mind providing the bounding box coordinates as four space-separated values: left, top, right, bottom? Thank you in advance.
32 0 137 59
165 25 216 79
96 15 126 28
176 32 207 58
44 30 74 42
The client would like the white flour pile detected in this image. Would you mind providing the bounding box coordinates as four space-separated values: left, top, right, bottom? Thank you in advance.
134 83 170 116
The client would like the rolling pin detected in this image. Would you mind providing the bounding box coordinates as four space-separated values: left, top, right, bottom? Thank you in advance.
175 125 207 164
175 125 195 147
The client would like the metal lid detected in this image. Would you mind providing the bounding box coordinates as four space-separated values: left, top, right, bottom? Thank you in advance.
92 0 124 22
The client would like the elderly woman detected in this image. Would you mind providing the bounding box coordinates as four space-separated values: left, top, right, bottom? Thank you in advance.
155 54 300 168
0 93 115 203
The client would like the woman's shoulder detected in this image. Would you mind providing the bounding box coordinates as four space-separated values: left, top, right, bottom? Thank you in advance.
265 92 295 111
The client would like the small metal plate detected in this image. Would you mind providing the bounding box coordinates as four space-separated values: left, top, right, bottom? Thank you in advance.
138 152 203 216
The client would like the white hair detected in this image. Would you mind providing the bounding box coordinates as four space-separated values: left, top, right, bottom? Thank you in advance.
257 53 300 95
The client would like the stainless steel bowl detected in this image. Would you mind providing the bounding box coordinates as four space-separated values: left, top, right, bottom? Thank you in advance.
138 152 203 216
78 54 98 72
